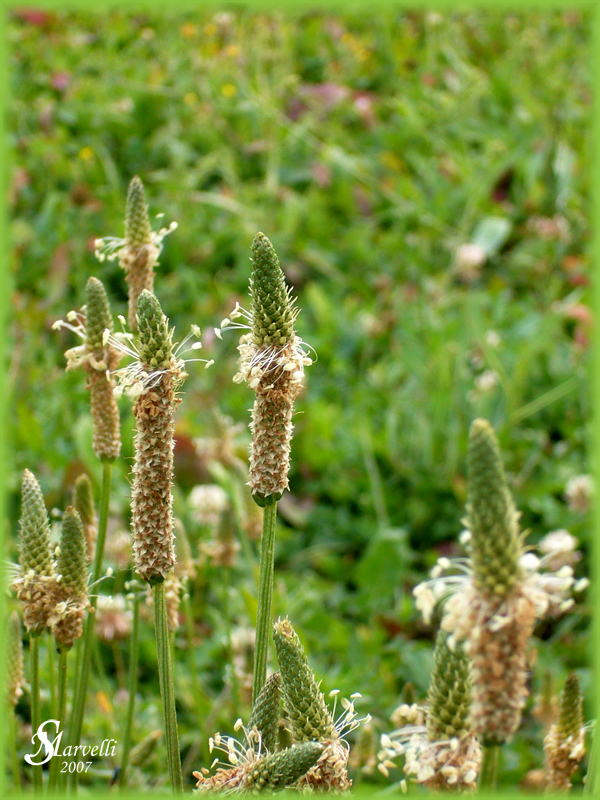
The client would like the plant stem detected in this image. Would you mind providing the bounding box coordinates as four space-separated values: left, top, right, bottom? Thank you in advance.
48 639 57 718
49 648 69 791
118 596 140 791
153 581 183 794
8 708 22 793
68 460 112 791
479 743 500 790
30 635 42 793
252 502 277 704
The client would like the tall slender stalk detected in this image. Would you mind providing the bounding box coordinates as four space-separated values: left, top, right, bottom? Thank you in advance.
153 582 183 794
479 743 499 790
30 635 43 792
48 640 56 719
252 502 277 704
8 707 22 793
68 461 112 789
118 596 140 791
49 649 69 791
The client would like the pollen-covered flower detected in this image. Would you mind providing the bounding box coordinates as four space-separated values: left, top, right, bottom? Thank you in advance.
53 277 122 462
378 631 481 792
273 617 370 792
217 233 312 505
544 673 586 792
94 176 177 330
412 419 585 746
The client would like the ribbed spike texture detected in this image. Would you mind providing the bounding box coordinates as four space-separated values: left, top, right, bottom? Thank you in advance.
6 610 25 707
73 473 97 562
426 631 473 741
250 232 295 349
544 673 585 792
57 507 88 595
18 470 54 577
137 291 173 371
467 418 522 597
85 277 114 353
273 617 336 742
120 177 160 329
130 730 162 767
245 742 323 791
558 674 584 742
249 672 282 753
125 176 153 248
131 291 179 583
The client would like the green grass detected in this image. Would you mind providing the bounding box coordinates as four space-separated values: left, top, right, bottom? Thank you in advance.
6 6 593 792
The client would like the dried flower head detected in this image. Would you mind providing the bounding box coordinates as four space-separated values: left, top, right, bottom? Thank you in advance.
413 419 583 746
73 473 97 562
544 673 586 792
6 610 25 707
378 631 481 791
53 277 122 461
12 470 60 635
94 176 177 330
565 475 593 514
217 233 312 505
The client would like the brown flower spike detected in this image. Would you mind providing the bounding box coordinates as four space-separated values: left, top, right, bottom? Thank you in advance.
219 233 312 506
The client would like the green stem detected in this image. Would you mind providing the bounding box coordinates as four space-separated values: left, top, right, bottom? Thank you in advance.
48 639 57 719
153 581 183 794
479 743 500 790
8 708 22 793
30 635 42 793
584 723 597 795
49 648 69 791
118 596 140 791
68 461 112 791
252 502 277 704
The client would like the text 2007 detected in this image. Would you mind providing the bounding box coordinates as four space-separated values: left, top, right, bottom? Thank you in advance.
61 761 92 774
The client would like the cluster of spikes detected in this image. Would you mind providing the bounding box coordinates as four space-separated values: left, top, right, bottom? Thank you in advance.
378 418 588 792
195 618 370 794
11 469 91 651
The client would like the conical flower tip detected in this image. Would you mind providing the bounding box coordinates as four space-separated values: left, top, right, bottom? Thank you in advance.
558 673 583 741
58 507 88 595
467 418 522 596
19 469 53 576
6 610 25 708
85 277 114 352
249 672 281 753
125 175 153 249
73 473 97 562
136 290 173 370
246 742 323 790
426 630 472 741
250 232 295 348
273 617 336 742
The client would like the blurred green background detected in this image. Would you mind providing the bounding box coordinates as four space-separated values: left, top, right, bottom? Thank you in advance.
6 5 593 791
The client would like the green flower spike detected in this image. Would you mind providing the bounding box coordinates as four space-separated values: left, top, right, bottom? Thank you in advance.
426 630 473 741
273 617 336 742
250 232 296 349
73 473 97 562
125 175 153 250
466 418 523 597
544 673 585 792
248 672 282 753
245 742 324 791
50 506 90 651
18 469 54 578
137 290 174 371
85 276 114 353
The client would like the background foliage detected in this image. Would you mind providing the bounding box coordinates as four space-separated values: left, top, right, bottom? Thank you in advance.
6 5 593 791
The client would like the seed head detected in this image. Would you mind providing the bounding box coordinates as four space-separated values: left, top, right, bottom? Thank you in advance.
245 742 323 791
248 672 282 754
426 631 473 742
57 507 88 596
136 290 174 371
273 617 336 742
467 418 522 597
18 469 54 577
85 276 114 353
544 673 585 792
250 232 296 349
125 175 153 249
73 473 97 562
